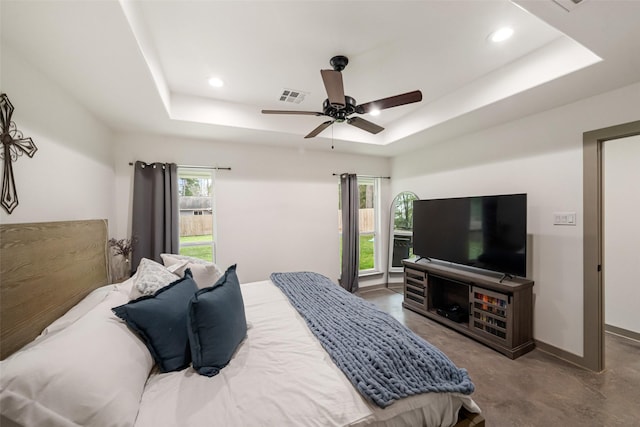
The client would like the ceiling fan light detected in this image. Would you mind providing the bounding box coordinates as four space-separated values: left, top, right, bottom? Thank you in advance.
208 77 224 88
489 27 514 43
369 109 381 116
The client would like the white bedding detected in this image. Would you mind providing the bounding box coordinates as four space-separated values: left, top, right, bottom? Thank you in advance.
0 277 479 427
133 280 480 427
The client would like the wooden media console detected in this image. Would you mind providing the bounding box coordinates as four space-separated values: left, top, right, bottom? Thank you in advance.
402 258 535 359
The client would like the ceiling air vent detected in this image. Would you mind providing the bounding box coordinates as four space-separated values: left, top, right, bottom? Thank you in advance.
279 89 308 104
552 0 587 12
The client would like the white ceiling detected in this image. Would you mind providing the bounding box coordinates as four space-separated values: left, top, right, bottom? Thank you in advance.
2 0 639 156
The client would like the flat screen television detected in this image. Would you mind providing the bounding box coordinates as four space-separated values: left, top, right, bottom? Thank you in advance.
412 193 527 277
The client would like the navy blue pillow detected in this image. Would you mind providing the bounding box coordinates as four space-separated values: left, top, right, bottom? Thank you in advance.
112 271 198 373
188 264 247 377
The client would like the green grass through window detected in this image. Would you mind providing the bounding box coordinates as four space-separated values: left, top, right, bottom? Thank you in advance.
340 234 375 271
182 233 375 271
180 234 212 243
179 234 213 261
359 234 374 270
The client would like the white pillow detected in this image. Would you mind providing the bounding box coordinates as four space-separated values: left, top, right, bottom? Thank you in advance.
0 291 154 427
160 253 224 289
114 274 135 297
38 285 116 339
164 259 189 274
129 258 180 300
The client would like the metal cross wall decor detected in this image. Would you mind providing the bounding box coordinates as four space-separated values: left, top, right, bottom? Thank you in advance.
0 93 38 214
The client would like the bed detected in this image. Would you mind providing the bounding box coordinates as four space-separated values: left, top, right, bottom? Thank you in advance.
0 220 484 427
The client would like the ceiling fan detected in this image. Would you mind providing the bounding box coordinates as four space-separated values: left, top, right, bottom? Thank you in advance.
261 55 423 139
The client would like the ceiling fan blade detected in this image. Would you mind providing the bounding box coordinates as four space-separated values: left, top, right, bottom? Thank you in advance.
262 110 324 116
305 120 334 139
321 70 345 108
347 117 384 134
355 90 422 114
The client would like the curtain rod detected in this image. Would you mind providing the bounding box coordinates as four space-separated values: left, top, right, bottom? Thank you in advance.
332 173 390 179
129 162 231 171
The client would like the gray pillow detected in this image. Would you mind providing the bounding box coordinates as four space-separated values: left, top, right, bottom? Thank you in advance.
188 264 247 377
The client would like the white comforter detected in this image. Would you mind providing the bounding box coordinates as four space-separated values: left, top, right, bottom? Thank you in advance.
133 280 480 427
0 278 479 427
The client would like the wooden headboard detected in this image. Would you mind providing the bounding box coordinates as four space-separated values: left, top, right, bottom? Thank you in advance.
0 219 109 359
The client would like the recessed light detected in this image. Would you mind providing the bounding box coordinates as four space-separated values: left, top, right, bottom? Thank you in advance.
369 109 381 117
208 77 224 88
489 27 514 43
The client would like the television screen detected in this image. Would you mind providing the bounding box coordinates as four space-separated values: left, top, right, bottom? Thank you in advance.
412 194 527 277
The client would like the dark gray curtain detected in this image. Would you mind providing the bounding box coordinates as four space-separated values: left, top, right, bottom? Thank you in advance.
131 161 179 271
340 173 359 293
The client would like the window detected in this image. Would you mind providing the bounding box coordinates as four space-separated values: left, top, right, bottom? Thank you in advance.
390 192 418 269
178 168 216 262
338 176 380 273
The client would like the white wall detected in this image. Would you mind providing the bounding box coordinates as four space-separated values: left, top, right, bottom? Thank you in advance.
0 45 116 232
391 82 640 357
604 134 640 334
113 133 390 285
5 24 638 353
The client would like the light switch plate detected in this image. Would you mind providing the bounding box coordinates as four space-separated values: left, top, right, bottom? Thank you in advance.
554 212 577 226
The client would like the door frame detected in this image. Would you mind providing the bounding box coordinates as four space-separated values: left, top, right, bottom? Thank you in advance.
583 120 640 372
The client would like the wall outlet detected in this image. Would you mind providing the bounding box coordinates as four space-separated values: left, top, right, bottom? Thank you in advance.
554 212 577 226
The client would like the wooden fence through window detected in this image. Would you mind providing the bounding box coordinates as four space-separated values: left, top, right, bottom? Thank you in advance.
338 208 375 233
180 215 213 237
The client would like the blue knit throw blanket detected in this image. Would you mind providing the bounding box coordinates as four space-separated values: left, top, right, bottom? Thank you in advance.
270 272 475 408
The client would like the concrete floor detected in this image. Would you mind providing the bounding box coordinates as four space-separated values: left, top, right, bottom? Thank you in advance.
360 288 640 427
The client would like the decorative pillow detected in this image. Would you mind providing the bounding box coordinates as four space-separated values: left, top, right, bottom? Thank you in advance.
129 257 180 300
113 272 198 373
161 253 224 289
0 291 153 427
188 264 247 377
165 259 189 274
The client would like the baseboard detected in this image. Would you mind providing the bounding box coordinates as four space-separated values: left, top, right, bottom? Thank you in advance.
605 324 640 342
357 283 388 293
534 339 592 371
535 328 639 372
